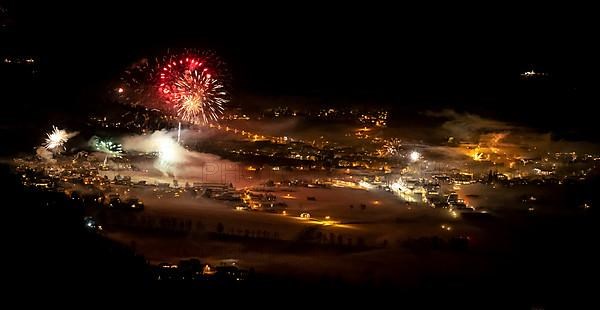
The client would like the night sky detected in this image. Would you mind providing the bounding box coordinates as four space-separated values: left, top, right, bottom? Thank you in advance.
2 2 598 141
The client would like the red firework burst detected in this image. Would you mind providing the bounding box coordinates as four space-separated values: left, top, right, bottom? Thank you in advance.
157 56 226 124
119 50 228 125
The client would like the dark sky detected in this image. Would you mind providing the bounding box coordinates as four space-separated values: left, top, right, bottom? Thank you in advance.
4 2 595 88
2 1 598 141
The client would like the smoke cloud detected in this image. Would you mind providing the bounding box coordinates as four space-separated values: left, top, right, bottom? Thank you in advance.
36 147 56 163
120 129 239 178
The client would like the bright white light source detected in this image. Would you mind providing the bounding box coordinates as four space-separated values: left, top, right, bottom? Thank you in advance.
358 180 373 189
409 151 421 162
157 136 178 165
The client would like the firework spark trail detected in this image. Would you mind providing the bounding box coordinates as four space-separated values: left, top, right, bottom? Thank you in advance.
91 136 123 157
119 50 229 126
44 126 78 152
159 56 227 124
378 138 402 157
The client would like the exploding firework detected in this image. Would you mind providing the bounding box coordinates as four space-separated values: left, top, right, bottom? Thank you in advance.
158 56 227 124
409 151 421 162
120 130 187 175
91 136 123 157
44 126 74 152
379 138 402 157
157 136 178 166
119 49 229 125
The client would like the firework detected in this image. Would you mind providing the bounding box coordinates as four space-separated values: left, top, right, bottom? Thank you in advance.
379 138 402 157
159 56 227 124
91 136 123 157
119 49 229 125
156 135 179 166
44 126 72 152
409 151 421 162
